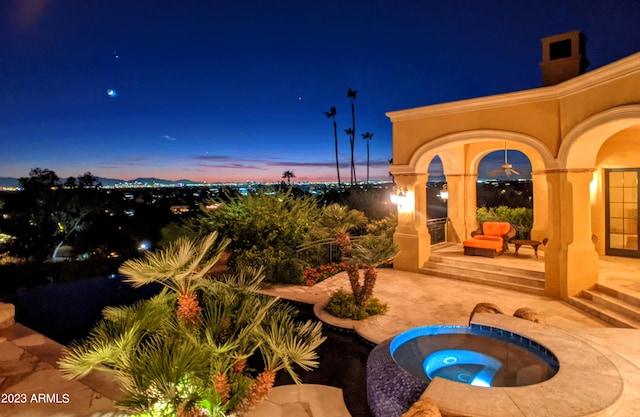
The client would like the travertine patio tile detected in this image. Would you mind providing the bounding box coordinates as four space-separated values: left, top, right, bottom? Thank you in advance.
5 257 640 417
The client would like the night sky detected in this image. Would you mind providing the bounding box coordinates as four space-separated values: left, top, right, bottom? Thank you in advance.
2 0 639 183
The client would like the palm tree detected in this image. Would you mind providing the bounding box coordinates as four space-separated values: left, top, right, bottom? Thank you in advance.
361 132 374 184
319 204 366 300
351 234 399 306
119 231 229 327
345 128 355 185
282 170 296 185
347 88 358 185
323 106 341 187
59 232 325 417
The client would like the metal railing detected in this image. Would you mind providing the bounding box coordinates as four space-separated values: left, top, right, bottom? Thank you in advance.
427 217 449 245
296 236 366 265
297 219 449 265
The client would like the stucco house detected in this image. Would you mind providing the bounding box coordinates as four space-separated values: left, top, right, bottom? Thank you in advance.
388 31 640 300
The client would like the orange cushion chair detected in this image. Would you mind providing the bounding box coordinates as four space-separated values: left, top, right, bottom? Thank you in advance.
463 222 516 257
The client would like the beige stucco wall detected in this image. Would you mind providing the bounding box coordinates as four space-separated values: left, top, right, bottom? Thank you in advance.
389 52 640 171
558 72 640 146
388 52 640 300
391 98 560 167
592 127 640 254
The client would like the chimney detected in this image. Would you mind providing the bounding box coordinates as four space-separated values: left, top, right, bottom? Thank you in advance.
540 31 589 86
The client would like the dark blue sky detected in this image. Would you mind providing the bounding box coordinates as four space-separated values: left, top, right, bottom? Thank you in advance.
2 0 639 182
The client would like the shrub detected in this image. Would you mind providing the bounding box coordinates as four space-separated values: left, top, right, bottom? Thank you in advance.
166 190 321 285
304 261 360 286
235 247 304 285
366 215 397 241
324 288 388 320
477 206 533 239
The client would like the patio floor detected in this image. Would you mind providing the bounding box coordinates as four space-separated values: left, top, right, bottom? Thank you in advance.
2 249 640 416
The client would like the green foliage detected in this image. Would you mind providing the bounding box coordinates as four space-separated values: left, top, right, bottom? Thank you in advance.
184 190 321 284
324 288 388 320
200 190 321 250
317 203 367 238
320 186 396 220
476 206 533 239
58 236 325 416
366 215 398 240
235 246 305 285
351 234 399 268
119 232 231 293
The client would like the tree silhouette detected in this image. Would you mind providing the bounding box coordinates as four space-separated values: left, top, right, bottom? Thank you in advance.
347 88 357 185
19 167 60 193
362 132 374 184
282 170 296 185
77 172 101 188
323 106 341 187
64 177 77 188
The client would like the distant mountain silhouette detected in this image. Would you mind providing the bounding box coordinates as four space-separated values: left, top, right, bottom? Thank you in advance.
0 176 201 188
0 177 20 188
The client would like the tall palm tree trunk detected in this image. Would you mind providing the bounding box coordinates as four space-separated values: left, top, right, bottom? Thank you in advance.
333 118 341 187
347 89 358 185
366 140 370 183
350 101 356 185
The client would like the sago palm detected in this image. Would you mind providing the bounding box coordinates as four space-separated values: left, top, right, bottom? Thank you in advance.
233 304 324 416
318 204 366 296
351 234 399 306
119 231 230 327
59 236 325 417
318 203 366 256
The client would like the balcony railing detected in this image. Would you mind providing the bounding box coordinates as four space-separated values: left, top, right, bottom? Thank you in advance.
427 217 449 245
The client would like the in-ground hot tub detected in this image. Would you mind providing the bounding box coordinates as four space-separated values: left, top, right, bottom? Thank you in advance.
390 325 559 388
367 314 624 417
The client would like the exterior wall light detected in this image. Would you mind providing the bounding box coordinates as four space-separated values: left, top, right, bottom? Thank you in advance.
391 186 414 213
390 186 408 206
439 183 449 201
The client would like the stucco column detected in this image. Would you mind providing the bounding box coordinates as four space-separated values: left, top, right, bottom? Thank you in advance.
445 175 463 243
393 173 430 272
530 171 549 245
446 174 477 242
544 169 599 299
464 173 479 238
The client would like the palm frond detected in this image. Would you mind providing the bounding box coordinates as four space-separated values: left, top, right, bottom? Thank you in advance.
351 234 399 267
258 307 326 384
217 266 266 293
58 322 142 380
318 204 366 236
119 231 230 294
118 335 210 415
58 341 122 379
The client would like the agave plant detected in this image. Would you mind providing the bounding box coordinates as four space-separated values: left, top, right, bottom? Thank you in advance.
58 232 325 417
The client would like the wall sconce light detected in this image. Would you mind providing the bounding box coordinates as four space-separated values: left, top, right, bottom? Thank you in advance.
390 186 408 206
439 183 449 201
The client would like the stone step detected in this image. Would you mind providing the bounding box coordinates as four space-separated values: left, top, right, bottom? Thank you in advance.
429 254 544 279
567 296 640 329
423 260 545 288
581 288 640 323
595 283 640 309
420 262 545 296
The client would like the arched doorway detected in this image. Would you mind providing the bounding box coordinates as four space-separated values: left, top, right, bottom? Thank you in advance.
391 130 552 272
